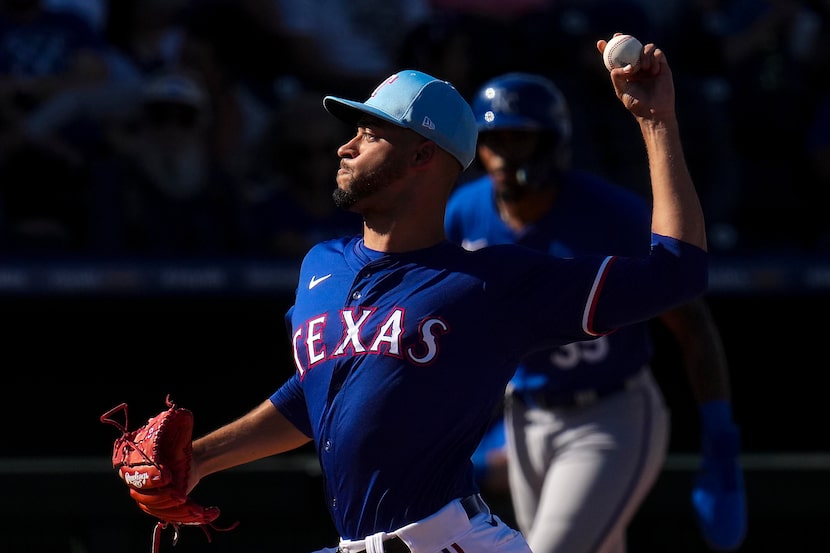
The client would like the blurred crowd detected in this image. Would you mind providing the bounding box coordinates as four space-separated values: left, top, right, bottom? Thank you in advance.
1 0 829 260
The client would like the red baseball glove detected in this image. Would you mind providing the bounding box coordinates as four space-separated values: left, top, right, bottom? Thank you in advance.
101 395 237 553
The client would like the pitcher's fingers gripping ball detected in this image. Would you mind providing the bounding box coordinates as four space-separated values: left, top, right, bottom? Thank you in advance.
101 395 238 553
603 34 643 72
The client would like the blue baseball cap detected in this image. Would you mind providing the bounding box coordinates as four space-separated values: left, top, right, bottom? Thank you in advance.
323 70 478 170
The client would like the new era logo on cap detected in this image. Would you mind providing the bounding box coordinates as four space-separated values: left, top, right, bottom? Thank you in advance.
323 70 478 169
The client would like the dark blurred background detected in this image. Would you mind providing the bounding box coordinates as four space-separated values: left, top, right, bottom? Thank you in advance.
1 0 828 551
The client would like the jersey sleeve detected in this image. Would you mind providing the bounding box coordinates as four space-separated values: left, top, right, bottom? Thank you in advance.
270 369 313 438
589 234 708 332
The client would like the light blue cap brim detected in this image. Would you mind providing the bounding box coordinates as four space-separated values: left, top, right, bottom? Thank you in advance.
323 70 477 170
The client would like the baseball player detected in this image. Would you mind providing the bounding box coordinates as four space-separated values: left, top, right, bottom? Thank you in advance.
446 72 746 553
182 39 709 553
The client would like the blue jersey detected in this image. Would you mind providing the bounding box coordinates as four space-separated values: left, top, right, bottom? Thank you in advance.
445 171 664 392
271 231 706 539
446 170 657 394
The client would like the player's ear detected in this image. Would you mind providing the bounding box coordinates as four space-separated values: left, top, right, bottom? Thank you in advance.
412 140 437 167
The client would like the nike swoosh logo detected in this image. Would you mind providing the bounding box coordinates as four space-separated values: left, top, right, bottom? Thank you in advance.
308 274 332 289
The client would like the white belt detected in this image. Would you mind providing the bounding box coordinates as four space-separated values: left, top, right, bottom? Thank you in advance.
339 494 490 553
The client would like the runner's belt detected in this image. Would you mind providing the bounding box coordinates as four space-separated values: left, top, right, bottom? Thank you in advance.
512 369 644 409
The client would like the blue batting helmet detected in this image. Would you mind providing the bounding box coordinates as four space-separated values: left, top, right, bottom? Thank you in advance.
472 72 572 140
472 72 572 178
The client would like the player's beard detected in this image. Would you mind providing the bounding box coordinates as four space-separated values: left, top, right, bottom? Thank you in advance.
332 154 408 211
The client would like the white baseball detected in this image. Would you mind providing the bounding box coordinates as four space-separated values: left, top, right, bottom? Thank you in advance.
603 34 643 72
